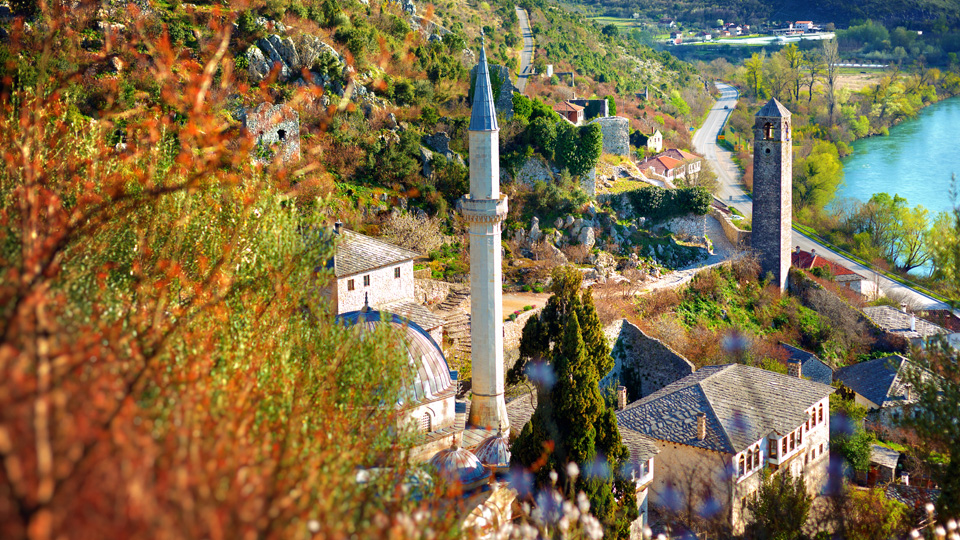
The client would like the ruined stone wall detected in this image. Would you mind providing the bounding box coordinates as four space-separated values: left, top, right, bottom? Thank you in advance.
414 278 452 305
589 116 630 156
569 99 609 120
709 207 751 248
470 63 516 119
503 308 542 373
513 156 554 185
581 167 597 197
241 102 301 164
604 319 694 400
660 213 706 241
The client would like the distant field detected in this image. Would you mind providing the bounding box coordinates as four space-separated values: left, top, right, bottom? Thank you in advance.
589 16 642 28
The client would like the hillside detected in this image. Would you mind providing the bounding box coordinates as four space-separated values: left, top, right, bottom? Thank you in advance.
573 0 960 31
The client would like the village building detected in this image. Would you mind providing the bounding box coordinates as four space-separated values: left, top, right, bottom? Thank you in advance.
792 247 879 299
553 100 585 125
862 305 954 348
869 444 901 485
660 148 702 175
646 129 663 153
834 355 934 427
616 364 834 534
620 430 660 534
782 344 834 385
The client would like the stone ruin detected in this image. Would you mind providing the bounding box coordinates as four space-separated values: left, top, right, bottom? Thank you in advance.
469 62 516 119
588 116 630 156
240 103 301 164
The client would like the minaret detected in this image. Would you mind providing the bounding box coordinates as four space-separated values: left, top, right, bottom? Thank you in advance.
464 39 509 433
752 98 793 291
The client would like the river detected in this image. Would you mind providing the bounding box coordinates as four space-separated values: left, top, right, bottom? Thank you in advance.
836 96 960 215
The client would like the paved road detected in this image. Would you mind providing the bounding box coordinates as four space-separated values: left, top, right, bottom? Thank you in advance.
515 6 534 93
694 81 949 310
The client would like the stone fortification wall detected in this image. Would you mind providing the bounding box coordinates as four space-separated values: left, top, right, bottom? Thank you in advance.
589 116 630 156
470 63 516 119
604 319 694 400
503 308 542 373
241 102 301 164
709 207 751 248
659 213 706 241
513 156 554 185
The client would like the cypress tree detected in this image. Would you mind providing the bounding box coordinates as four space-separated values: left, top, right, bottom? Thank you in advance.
510 267 638 539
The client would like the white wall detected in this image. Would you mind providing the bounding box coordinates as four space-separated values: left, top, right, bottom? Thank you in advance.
336 260 415 313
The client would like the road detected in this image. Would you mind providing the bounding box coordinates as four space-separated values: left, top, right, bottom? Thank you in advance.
515 6 534 93
681 32 835 47
694 81 949 310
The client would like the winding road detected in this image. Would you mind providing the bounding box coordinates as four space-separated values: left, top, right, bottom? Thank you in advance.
693 82 949 310
515 6 534 93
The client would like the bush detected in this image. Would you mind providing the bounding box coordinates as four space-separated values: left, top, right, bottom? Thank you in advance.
625 186 711 222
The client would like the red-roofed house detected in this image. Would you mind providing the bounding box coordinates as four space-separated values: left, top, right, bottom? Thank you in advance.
661 148 702 175
792 247 879 299
553 101 585 125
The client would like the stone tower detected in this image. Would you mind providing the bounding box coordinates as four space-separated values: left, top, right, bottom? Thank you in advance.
464 42 510 432
752 98 792 291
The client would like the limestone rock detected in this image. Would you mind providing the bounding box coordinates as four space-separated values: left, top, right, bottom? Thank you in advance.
578 226 596 250
246 45 271 81
547 243 568 263
256 36 291 80
514 228 526 244
420 146 434 177
564 215 575 229
528 217 542 243
554 217 563 229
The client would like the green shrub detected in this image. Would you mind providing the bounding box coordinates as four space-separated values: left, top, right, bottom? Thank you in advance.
625 186 711 222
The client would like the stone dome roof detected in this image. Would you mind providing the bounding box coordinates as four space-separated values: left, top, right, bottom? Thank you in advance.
430 444 488 489
474 430 511 468
336 308 454 407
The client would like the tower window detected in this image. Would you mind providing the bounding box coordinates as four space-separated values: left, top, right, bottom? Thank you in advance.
419 413 431 433
763 122 773 140
278 129 286 141
765 148 771 154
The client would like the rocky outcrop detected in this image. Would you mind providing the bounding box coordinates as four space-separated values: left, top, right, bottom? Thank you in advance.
422 132 465 167
246 33 344 85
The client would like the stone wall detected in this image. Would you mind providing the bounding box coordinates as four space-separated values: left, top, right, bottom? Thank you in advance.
414 278 452 305
513 156 554 185
589 116 630 156
503 308 542 373
709 207 751 248
604 319 694 400
241 102 301 164
470 62 516 119
660 213 706 241
336 260 415 313
581 167 597 197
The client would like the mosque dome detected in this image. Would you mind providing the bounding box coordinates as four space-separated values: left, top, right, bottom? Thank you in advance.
429 444 488 490
474 429 511 469
336 309 454 407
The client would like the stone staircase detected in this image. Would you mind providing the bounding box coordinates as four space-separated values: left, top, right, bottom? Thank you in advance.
435 288 469 312
443 311 472 358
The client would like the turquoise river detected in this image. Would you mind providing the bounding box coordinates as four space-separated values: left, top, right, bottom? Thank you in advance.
836 96 960 215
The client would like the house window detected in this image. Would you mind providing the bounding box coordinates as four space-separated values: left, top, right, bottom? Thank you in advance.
820 443 824 454
798 429 803 445
363 275 371 287
782 438 788 455
277 129 286 141
394 267 401 279
819 405 824 423
789 433 795 451
770 440 777 458
753 447 760 469
419 413 431 433
739 455 745 476
347 279 355 291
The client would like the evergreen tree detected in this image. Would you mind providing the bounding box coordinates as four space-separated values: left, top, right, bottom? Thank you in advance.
511 267 637 539
745 473 812 540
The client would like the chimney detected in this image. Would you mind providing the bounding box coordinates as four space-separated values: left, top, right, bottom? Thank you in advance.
788 359 802 378
795 245 801 254
902 473 910 486
696 412 706 440
334 220 343 235
904 384 913 402
617 386 628 410
810 248 816 256
910 315 916 332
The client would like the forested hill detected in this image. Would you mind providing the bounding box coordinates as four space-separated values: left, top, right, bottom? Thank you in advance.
576 0 960 31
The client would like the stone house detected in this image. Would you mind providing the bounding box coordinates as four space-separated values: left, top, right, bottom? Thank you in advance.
323 224 442 342
782 343 833 385
240 102 301 164
620 429 660 536
792 247 878 299
637 155 684 184
616 364 834 534
834 355 934 427
869 444 900 485
554 101 585 125
862 305 954 349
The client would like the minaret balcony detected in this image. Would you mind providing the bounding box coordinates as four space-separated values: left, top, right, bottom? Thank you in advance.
461 195 508 223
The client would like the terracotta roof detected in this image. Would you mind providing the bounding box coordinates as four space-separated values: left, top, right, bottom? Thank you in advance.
554 101 585 113
661 148 701 162
791 249 862 278
330 229 420 278
617 364 834 454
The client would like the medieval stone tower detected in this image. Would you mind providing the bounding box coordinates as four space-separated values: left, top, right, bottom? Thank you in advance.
752 98 793 291
464 42 510 432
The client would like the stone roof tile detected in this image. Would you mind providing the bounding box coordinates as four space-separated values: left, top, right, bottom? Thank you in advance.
834 354 922 408
331 229 420 278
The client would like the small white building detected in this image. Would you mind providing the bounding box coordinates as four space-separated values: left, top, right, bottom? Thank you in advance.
617 364 834 534
834 355 936 428
647 130 663 153
324 224 442 342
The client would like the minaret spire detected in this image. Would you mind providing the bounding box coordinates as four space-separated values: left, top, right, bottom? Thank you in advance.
463 37 509 433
